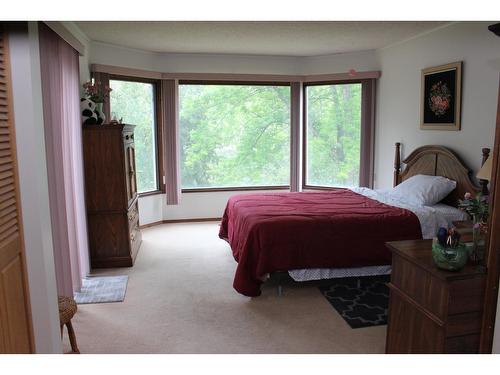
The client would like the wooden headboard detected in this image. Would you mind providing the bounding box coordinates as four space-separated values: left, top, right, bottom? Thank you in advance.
393 143 487 207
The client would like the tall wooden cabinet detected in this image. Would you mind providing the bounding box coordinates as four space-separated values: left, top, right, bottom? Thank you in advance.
83 124 142 268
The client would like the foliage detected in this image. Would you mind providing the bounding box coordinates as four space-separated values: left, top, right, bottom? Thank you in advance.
306 84 361 187
179 85 291 188
110 81 364 192
458 192 489 223
109 80 157 193
82 80 112 103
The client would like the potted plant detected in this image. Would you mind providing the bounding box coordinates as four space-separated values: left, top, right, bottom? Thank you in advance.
81 80 112 125
458 192 489 264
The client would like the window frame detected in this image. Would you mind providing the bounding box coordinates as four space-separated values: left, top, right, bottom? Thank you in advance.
179 80 292 193
302 79 365 190
108 74 165 196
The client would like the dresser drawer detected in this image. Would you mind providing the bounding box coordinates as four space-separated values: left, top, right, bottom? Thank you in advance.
390 254 448 320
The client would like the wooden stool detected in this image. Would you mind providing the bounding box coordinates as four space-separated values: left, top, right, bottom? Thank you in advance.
58 296 80 354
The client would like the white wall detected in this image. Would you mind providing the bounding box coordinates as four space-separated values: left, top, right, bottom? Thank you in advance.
8 22 62 354
374 22 500 189
165 190 288 221
90 40 380 76
302 50 379 75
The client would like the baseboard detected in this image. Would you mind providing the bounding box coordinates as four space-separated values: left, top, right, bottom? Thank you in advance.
139 220 164 229
139 217 222 229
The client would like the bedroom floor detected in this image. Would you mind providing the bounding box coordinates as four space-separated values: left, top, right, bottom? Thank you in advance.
64 222 386 353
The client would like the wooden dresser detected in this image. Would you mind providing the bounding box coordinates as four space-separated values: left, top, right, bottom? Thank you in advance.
83 123 142 268
385 239 486 354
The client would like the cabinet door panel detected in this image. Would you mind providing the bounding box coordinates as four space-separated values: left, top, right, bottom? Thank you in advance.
124 142 137 205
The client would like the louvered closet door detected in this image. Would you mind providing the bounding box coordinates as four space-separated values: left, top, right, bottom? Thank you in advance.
0 26 34 353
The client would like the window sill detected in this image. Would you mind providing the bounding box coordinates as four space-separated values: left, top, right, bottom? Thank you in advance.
302 185 345 191
138 190 164 198
181 185 290 193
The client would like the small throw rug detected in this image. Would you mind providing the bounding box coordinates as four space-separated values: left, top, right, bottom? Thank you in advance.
75 275 128 304
318 275 390 329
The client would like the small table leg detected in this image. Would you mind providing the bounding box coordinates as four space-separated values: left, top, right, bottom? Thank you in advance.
66 321 80 354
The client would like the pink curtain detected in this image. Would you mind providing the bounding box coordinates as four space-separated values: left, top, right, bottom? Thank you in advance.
161 79 181 205
38 23 89 296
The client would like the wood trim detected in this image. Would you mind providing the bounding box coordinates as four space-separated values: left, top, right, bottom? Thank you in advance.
155 79 165 193
139 217 222 229
179 80 291 86
479 77 500 353
302 80 375 189
138 220 164 229
107 75 165 194
137 190 162 198
480 147 491 196
394 142 401 187
301 71 381 82
360 79 376 188
91 63 381 84
181 186 290 193
91 64 162 80
168 73 297 82
302 185 342 191
0 26 35 353
301 83 308 189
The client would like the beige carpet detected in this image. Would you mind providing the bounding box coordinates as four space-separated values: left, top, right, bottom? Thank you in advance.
63 222 386 353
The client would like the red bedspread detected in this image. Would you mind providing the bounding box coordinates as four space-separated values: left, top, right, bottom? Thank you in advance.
219 189 422 297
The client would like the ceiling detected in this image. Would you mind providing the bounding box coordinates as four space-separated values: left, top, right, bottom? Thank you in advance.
75 21 449 57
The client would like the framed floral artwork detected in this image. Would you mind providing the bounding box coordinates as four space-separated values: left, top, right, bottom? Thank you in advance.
420 61 462 130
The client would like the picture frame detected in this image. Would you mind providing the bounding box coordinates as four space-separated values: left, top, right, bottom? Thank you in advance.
420 61 462 131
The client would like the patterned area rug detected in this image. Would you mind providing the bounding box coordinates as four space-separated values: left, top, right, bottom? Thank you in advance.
74 275 128 304
319 275 390 329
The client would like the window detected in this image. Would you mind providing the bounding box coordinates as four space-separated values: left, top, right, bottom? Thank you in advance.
304 83 362 188
109 79 159 194
179 84 291 189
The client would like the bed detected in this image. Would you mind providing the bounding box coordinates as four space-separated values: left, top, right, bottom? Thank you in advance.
219 144 486 297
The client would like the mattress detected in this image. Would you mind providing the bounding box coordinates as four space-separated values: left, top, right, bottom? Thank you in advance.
288 187 469 282
219 189 422 296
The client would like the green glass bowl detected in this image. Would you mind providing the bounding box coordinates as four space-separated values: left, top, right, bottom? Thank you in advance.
432 242 468 271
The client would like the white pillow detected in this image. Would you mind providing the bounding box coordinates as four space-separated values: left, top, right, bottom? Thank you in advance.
431 203 470 222
388 174 457 206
